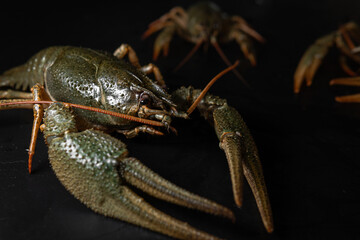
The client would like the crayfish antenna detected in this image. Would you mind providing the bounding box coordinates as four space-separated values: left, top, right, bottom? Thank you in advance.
0 100 167 128
187 60 239 115
210 38 250 88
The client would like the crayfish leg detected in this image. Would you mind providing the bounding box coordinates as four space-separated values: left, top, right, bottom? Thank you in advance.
28 83 48 173
339 55 358 76
113 44 141 68
0 89 33 99
139 63 166 88
231 16 266 44
330 76 360 86
28 85 43 173
339 22 357 51
210 38 249 87
114 44 167 87
334 93 360 103
117 125 164 138
0 84 50 173
329 76 360 103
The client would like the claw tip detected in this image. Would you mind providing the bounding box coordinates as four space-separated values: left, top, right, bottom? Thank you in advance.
235 198 243 208
293 85 300 94
266 225 274 234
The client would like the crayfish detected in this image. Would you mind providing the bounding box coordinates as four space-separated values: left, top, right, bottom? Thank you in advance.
142 1 265 85
294 21 360 102
0 45 273 239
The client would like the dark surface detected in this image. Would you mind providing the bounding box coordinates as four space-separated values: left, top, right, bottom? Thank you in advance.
1 1 360 240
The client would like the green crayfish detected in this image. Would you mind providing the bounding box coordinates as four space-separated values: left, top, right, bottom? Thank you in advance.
143 1 265 84
0 45 273 239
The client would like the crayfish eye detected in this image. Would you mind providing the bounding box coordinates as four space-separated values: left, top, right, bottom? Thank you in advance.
139 93 151 105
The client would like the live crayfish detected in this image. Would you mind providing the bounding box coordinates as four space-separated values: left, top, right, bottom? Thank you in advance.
142 1 265 84
294 21 360 102
0 45 273 239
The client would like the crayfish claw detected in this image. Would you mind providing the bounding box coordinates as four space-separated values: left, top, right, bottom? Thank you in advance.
294 33 336 93
218 131 244 207
44 103 227 239
213 104 273 233
120 157 235 221
94 185 221 240
172 86 274 232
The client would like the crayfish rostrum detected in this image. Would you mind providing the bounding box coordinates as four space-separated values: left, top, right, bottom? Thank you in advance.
0 45 273 239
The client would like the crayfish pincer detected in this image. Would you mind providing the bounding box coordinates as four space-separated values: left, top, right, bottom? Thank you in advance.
43 103 229 240
0 44 273 238
294 21 360 103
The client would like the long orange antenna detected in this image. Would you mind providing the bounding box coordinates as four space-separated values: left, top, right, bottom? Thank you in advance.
211 40 250 88
187 60 239 115
0 100 165 127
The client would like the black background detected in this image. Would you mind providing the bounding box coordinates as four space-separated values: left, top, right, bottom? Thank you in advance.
1 1 360 240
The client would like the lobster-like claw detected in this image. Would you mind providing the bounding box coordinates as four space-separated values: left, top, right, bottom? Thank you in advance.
213 106 245 208
152 24 176 61
43 103 233 240
142 6 187 61
171 86 274 233
294 33 337 93
294 22 360 99
213 104 273 233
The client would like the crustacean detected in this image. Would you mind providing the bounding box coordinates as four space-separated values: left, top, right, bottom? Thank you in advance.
142 1 265 84
0 45 273 239
294 21 360 102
